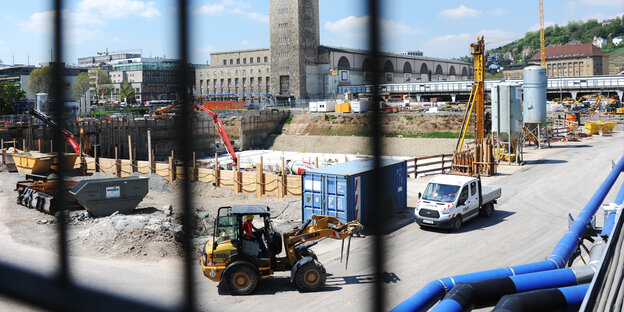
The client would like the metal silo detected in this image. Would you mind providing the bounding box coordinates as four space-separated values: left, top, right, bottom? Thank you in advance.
522 66 549 148
523 66 547 123
492 82 523 164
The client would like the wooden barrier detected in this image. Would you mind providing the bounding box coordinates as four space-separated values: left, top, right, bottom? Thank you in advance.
406 154 454 177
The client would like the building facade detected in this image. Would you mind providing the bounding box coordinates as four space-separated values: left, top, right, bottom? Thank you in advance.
109 60 180 103
528 43 609 77
194 0 471 101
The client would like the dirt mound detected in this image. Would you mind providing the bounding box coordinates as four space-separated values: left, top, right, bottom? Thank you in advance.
68 210 182 259
282 114 469 137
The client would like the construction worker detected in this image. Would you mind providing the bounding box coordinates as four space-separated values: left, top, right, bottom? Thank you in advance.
242 215 268 258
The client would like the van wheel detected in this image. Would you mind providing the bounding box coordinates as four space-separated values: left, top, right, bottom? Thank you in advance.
451 215 462 232
480 203 494 217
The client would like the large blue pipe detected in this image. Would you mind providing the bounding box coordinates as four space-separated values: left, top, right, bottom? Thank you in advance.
392 155 624 312
603 177 624 236
559 284 591 310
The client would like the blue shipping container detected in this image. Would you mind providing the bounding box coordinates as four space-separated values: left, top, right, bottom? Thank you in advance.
301 159 407 225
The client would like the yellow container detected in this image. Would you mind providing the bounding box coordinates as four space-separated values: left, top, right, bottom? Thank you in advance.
585 121 603 135
341 102 351 113
335 103 343 113
9 152 78 175
602 122 616 132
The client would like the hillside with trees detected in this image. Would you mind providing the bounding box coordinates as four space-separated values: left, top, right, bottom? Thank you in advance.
486 16 624 70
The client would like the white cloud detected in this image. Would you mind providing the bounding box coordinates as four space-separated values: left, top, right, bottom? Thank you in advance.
423 29 518 58
324 15 422 40
439 5 482 19
198 4 225 15
240 40 250 46
528 21 556 32
196 46 215 53
77 0 160 19
197 0 267 23
487 8 509 16
17 11 53 35
579 0 624 6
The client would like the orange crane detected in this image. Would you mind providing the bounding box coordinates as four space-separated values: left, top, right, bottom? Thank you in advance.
539 0 546 67
193 104 238 166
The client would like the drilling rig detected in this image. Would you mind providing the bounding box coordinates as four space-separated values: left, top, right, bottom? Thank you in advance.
451 36 496 176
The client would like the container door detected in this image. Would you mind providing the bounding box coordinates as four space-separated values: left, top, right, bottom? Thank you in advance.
302 174 323 221
335 177 348 223
325 176 338 218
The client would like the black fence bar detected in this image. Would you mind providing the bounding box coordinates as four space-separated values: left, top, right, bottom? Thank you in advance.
366 0 386 311
52 0 70 288
176 0 196 311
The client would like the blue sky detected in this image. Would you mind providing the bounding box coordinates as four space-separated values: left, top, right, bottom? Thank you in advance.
1 0 623 66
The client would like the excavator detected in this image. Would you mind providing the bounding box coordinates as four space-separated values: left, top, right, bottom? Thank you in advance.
28 109 81 156
193 104 238 167
199 205 363 295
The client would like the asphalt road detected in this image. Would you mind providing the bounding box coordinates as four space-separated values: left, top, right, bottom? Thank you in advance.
1 131 623 312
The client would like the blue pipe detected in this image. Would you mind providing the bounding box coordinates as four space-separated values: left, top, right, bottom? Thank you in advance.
601 174 624 236
558 284 590 310
392 154 624 312
430 268 579 312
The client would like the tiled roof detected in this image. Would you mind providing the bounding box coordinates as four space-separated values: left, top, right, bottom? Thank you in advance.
529 43 607 61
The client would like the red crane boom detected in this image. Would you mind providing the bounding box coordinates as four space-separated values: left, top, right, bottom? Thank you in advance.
28 109 81 155
193 104 238 166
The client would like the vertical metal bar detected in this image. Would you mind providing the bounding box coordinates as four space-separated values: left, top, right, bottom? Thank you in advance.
366 0 385 311
176 0 195 311
52 0 70 287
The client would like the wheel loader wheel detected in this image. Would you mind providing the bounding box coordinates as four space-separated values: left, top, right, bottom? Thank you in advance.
294 260 326 292
225 265 259 295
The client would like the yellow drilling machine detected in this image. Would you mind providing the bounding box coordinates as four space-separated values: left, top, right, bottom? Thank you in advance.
199 205 363 295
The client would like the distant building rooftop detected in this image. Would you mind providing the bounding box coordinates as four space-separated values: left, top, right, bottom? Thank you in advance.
319 45 470 65
529 43 607 61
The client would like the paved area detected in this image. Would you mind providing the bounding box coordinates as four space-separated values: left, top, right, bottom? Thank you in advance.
0 130 623 311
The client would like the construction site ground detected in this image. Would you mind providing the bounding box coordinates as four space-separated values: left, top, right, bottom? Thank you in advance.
1 127 623 311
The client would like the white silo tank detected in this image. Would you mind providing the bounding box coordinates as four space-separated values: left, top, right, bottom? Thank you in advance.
36 93 49 112
522 66 547 124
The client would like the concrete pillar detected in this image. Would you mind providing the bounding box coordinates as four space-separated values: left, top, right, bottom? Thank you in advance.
416 95 422 102
571 91 579 100
451 93 457 103
618 91 623 101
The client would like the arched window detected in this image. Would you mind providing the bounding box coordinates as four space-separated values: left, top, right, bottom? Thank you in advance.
363 59 371 72
462 67 468 76
420 63 428 74
384 60 394 73
435 65 444 75
449 66 456 76
403 62 412 73
337 56 350 70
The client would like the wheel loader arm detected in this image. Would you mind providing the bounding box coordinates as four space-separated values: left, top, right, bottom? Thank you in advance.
283 215 362 265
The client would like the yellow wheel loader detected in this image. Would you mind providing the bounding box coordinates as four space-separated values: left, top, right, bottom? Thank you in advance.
199 205 363 295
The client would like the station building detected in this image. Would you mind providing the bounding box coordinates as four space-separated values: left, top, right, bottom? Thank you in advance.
195 0 472 102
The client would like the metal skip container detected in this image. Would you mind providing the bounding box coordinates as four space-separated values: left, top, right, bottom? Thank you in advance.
69 176 149 217
301 159 407 225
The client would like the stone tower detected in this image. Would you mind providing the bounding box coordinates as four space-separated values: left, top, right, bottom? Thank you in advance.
269 0 320 99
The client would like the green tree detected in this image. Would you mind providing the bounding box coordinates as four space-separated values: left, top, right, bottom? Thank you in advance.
0 81 26 115
71 72 90 100
92 68 112 104
119 81 135 104
27 65 53 95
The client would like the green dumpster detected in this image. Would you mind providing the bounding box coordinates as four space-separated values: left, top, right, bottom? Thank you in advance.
70 176 149 217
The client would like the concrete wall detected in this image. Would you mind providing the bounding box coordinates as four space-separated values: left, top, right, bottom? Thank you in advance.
239 110 290 150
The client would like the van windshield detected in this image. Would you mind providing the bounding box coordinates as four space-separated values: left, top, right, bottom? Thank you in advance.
422 183 460 203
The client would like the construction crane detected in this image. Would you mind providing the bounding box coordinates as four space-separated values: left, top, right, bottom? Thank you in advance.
539 0 546 67
28 109 81 156
96 48 142 56
193 104 238 166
